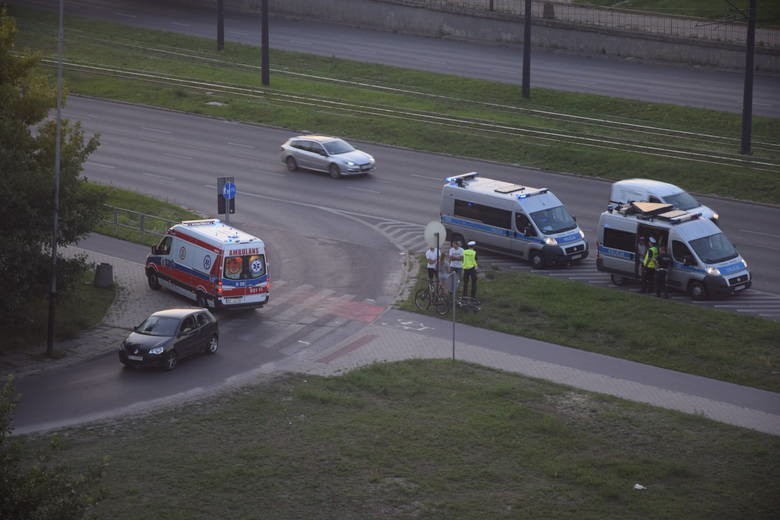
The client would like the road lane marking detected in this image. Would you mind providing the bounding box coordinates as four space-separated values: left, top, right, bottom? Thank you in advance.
141 126 172 134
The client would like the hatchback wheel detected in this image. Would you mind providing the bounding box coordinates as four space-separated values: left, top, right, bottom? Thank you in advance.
286 156 298 171
164 351 178 371
205 334 219 355
329 163 341 179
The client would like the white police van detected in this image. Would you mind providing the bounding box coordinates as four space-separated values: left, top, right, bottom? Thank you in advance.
610 178 719 224
596 202 750 299
440 172 588 267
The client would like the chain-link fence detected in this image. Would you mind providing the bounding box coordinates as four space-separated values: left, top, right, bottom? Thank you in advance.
386 0 779 48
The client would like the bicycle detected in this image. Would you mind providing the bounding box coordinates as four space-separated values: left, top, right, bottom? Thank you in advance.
414 278 450 316
438 294 482 315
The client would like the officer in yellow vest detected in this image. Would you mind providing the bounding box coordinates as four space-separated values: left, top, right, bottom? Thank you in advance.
462 241 478 298
641 236 658 293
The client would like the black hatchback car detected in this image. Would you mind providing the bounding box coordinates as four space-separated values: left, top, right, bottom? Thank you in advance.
119 308 219 371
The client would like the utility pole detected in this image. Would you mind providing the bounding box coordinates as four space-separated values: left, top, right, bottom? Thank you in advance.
261 0 270 86
522 0 531 98
47 0 64 357
217 0 224 51
740 0 757 155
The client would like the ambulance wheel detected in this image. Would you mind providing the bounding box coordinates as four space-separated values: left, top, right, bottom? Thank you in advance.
329 163 341 179
147 272 161 290
196 292 208 308
285 156 298 171
688 281 708 300
529 251 544 269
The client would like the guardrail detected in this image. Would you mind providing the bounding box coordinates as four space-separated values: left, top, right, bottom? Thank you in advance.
100 205 175 240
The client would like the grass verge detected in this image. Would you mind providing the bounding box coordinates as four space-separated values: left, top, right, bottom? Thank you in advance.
401 261 780 393
20 360 780 519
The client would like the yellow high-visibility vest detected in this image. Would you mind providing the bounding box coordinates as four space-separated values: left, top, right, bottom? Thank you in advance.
462 248 477 269
643 246 658 269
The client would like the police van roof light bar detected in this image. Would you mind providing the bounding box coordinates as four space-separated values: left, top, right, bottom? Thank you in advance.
445 171 479 187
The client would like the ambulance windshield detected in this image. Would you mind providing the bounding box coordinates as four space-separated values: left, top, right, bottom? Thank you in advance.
530 206 577 235
224 254 266 280
689 233 738 264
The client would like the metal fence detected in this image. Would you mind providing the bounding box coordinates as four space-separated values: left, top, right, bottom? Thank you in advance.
387 0 779 48
101 205 176 240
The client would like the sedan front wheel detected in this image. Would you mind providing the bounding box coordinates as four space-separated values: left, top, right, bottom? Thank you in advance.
328 163 341 179
205 334 219 355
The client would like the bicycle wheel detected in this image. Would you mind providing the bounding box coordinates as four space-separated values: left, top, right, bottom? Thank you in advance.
435 293 451 316
414 287 431 311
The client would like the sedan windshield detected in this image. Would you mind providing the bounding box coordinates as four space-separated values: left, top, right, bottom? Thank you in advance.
689 232 738 264
530 206 577 234
323 139 355 155
136 316 180 336
664 191 700 211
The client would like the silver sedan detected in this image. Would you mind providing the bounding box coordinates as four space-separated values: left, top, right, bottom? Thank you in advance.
280 135 376 178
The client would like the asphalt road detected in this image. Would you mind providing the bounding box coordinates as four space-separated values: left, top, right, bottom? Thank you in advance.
13 0 780 116
64 96 779 295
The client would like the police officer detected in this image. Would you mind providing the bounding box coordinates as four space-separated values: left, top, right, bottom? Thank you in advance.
462 241 478 298
655 245 672 298
641 236 658 293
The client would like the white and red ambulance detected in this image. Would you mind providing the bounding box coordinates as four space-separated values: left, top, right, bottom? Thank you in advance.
145 219 269 310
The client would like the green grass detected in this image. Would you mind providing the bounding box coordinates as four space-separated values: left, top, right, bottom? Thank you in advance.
10 5 780 205
93 185 203 246
19 361 780 519
3 268 115 352
402 261 780 393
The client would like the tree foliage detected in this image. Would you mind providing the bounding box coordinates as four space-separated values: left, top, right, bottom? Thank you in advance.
1 379 106 519
0 8 105 326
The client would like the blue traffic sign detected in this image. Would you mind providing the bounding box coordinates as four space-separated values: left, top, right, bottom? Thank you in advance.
223 181 236 200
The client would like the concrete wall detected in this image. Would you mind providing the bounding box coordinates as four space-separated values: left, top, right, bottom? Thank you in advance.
179 0 779 72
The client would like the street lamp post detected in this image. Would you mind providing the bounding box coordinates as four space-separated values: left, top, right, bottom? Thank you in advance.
46 0 64 356
740 0 757 155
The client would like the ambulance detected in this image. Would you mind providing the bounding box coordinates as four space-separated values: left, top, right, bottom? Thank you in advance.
145 219 270 310
596 202 750 299
440 172 588 267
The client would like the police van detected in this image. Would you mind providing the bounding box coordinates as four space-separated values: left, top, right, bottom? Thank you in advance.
146 219 270 310
596 202 750 299
610 178 719 224
440 172 588 267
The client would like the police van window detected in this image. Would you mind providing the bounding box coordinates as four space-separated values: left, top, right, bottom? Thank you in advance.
155 236 172 255
530 206 576 234
515 214 536 236
672 240 692 262
603 228 634 252
689 233 738 264
453 200 511 229
224 254 266 280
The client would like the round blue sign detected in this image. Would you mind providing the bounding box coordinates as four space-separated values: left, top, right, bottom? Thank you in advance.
223 182 236 200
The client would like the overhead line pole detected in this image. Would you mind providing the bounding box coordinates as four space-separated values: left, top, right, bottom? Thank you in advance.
522 0 531 98
740 0 757 155
261 0 269 86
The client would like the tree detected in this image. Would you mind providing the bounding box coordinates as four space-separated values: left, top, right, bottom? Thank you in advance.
0 379 106 519
0 8 105 327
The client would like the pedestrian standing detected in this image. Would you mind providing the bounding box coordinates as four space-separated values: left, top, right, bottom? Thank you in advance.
641 236 658 293
462 241 478 298
655 245 672 298
448 240 464 278
425 245 440 283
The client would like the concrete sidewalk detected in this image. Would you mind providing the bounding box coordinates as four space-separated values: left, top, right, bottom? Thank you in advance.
3 245 779 436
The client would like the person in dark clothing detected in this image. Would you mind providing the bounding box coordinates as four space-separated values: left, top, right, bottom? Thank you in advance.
655 245 673 298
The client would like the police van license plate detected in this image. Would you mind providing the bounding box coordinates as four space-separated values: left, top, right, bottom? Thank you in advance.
128 355 143 361
570 254 583 260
